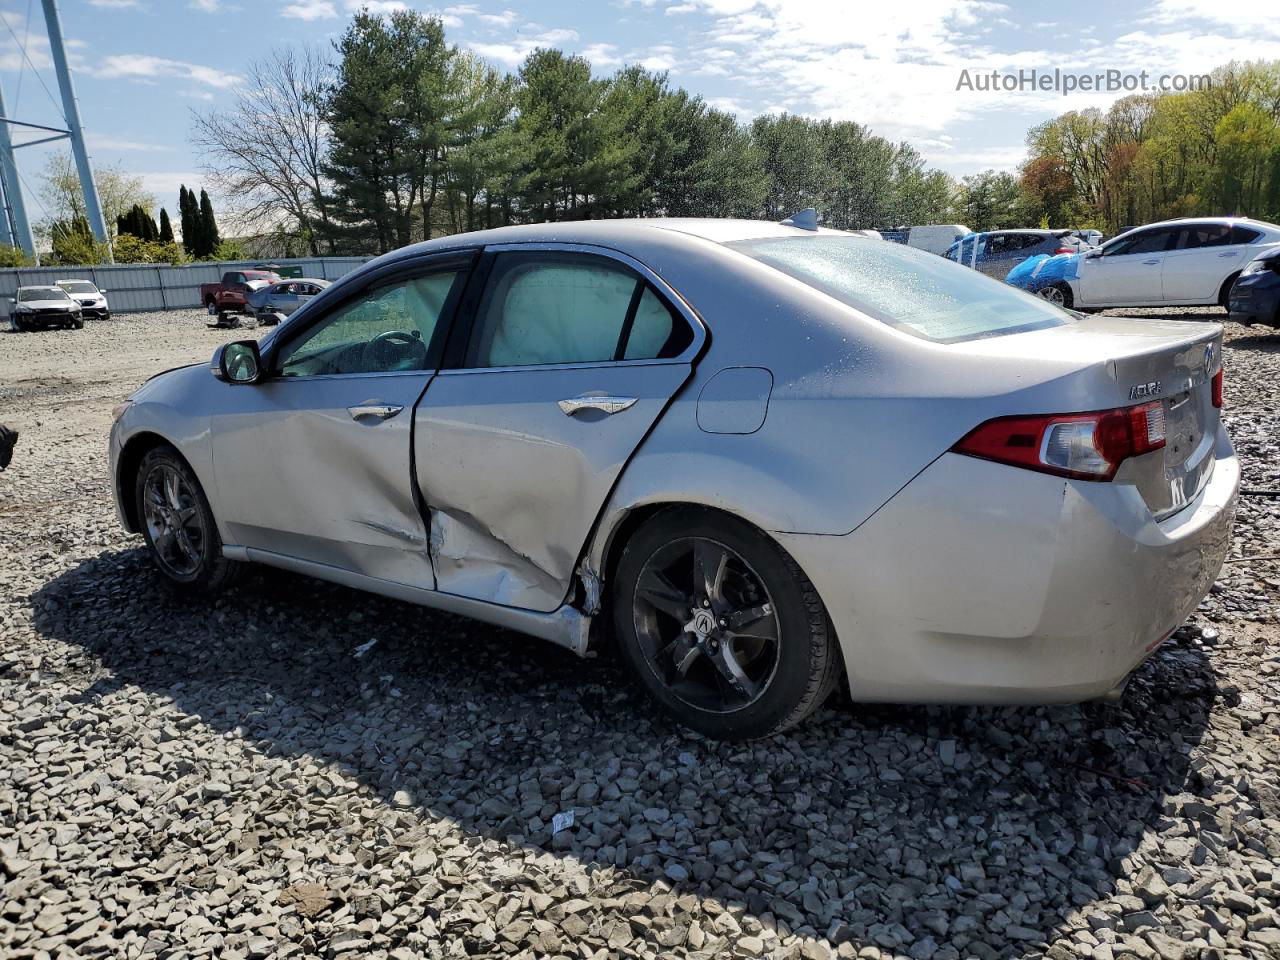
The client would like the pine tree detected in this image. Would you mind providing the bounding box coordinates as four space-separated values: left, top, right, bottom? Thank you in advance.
197 189 219 258
178 186 196 256
158 208 174 244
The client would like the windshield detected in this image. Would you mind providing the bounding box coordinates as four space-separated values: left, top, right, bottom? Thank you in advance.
59 282 98 295
727 235 1072 344
18 287 69 302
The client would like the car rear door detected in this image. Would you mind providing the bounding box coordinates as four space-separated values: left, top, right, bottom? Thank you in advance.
1074 226 1174 305
414 244 703 613
209 252 474 587
1162 223 1250 302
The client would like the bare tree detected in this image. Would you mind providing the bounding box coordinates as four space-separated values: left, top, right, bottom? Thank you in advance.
191 45 334 255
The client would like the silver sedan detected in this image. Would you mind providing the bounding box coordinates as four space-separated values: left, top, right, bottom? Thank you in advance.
245 278 331 324
109 218 1238 740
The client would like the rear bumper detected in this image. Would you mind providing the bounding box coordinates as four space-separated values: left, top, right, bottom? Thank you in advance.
777 424 1238 704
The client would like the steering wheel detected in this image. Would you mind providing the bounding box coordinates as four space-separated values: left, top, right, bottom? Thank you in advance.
364 329 427 370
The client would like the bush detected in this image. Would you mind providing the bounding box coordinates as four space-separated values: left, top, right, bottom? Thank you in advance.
112 235 187 265
0 244 33 267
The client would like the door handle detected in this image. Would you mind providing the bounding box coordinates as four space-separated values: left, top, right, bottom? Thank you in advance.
1218 251 1237 257
558 395 638 416
348 402 403 421
1142 259 1161 265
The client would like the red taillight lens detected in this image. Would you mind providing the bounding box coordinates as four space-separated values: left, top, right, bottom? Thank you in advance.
1211 368 1223 408
1052 246 1076 255
952 402 1166 481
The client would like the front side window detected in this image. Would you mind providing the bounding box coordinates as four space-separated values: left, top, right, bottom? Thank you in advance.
727 235 1070 344
278 270 462 377
465 252 691 368
1104 229 1172 256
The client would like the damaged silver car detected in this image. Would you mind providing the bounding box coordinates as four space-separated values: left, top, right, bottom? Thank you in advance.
110 217 1238 740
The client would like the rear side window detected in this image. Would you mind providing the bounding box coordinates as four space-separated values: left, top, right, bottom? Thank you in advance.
727 235 1070 344
1177 224 1231 249
465 253 692 368
1230 225 1262 244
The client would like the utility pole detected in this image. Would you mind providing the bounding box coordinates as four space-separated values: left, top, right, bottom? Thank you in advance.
41 0 111 260
0 82 35 256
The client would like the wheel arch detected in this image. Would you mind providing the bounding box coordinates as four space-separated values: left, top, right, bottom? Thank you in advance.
1219 271 1242 308
116 431 184 532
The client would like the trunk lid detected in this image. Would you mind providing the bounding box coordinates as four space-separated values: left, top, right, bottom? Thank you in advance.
961 315 1223 519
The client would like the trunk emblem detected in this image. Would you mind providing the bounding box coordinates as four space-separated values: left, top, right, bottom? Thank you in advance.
1204 343 1215 379
1130 381 1162 400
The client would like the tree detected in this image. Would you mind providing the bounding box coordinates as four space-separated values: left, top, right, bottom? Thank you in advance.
159 208 174 244
956 170 1022 231
179 186 197 256
48 216 107 265
0 244 32 267
38 153 153 247
116 203 158 241
197 189 220 258
191 45 336 255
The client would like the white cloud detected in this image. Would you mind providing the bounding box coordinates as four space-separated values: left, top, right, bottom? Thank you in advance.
281 0 337 19
92 55 241 89
344 0 407 12
581 43 621 68
189 0 221 10
469 28 580 67
87 135 176 153
477 9 518 26
88 0 142 8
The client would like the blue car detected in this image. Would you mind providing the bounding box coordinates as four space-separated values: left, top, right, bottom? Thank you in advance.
1003 252 1082 307
1228 249 1280 328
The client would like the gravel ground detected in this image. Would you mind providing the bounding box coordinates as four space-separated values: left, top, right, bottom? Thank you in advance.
1 308 1278 960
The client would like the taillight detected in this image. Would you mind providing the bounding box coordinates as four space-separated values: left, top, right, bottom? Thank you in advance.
952 402 1166 481
1052 246 1076 255
1211 368 1223 408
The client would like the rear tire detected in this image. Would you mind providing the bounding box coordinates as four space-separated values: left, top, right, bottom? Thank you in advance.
612 507 841 740
134 445 241 593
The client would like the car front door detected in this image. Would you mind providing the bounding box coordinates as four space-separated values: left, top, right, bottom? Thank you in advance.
1074 226 1174 306
1161 223 1250 303
267 282 301 315
209 253 474 587
414 245 703 613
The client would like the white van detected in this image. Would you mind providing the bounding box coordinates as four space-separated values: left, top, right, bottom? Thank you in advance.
906 224 971 256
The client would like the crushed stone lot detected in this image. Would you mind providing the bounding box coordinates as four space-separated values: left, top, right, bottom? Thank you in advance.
1 308 1278 960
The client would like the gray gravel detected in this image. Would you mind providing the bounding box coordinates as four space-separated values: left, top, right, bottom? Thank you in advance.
1 309 1278 960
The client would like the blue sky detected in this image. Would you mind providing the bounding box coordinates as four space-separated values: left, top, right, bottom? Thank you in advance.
0 0 1267 229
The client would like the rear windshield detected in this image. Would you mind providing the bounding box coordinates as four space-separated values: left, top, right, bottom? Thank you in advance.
18 287 68 301
727 235 1072 344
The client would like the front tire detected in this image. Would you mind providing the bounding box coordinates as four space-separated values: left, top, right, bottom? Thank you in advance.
134 446 241 593
612 507 841 740
1219 273 1240 310
1038 282 1073 309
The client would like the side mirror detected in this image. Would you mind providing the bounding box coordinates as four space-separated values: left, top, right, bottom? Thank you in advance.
99 288 108 294
212 340 264 384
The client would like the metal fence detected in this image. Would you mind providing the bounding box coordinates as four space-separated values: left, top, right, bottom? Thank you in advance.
0 257 371 313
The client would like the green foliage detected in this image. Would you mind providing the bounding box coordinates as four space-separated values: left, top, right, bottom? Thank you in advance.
116 203 159 242
112 234 185 264
158 208 174 244
318 12 958 253
179 186 197 256
1024 61 1280 230
48 216 109 265
197 190 220 258
214 239 246 261
0 244 33 267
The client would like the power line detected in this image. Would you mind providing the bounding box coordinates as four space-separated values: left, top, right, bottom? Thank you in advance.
13 0 33 111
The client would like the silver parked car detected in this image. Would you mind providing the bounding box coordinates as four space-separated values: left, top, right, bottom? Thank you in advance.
246 278 331 324
946 229 1088 278
109 218 1238 740
9 285 84 331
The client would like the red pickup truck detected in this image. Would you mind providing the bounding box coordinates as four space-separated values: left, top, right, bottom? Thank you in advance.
200 270 280 325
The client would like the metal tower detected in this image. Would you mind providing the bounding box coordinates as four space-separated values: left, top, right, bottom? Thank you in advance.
0 0 109 261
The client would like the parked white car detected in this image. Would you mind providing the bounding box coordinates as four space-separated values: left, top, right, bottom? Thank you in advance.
56 279 110 320
1063 217 1280 310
